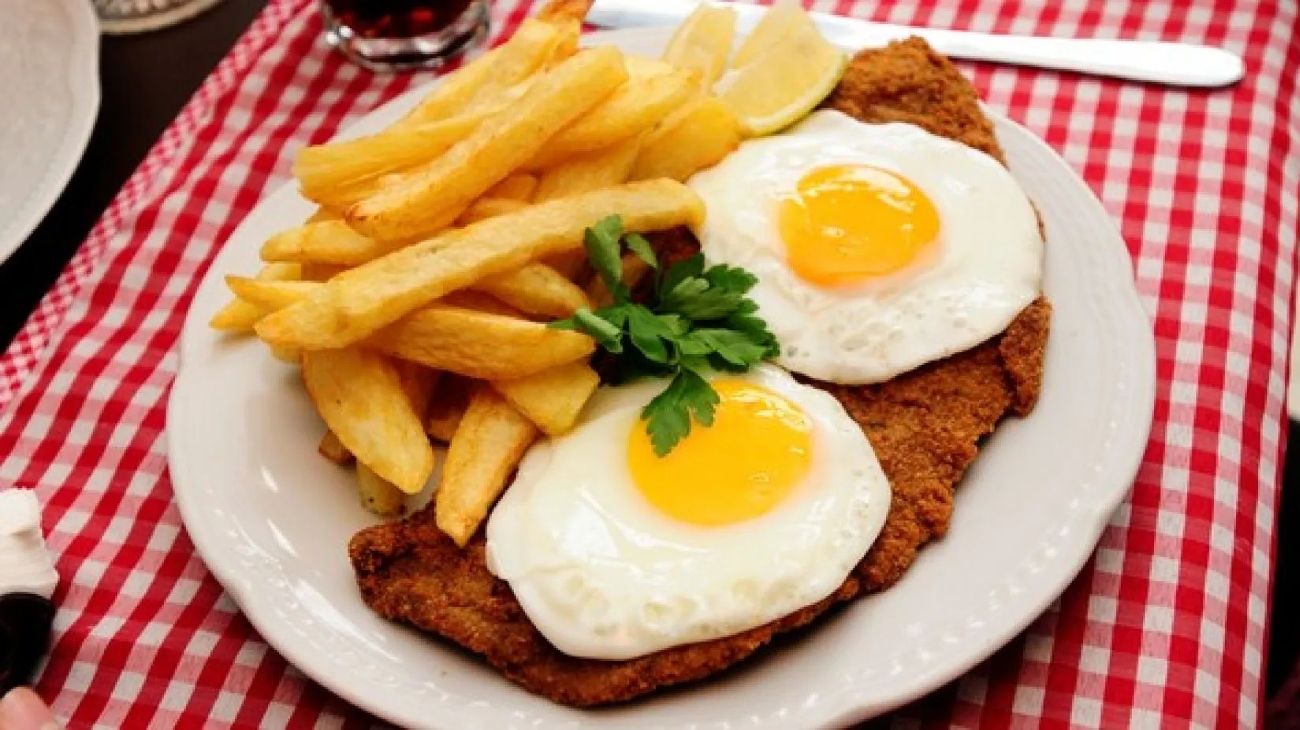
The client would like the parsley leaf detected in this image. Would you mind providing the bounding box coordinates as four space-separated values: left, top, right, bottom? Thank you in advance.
624 232 658 271
551 308 624 353
641 369 719 456
549 216 779 455
584 215 628 301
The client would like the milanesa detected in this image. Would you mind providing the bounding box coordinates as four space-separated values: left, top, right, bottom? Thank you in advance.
349 37 1051 707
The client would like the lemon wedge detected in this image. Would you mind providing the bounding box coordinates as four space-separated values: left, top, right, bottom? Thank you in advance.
730 0 820 69
716 19 847 137
662 4 737 91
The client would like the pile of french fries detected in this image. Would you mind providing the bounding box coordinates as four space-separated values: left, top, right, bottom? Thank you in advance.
209 0 742 546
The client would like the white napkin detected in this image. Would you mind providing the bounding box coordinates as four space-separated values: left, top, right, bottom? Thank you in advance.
0 489 59 599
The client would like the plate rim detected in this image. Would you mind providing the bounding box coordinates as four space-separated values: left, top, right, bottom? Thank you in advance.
0 0 101 265
167 27 1156 728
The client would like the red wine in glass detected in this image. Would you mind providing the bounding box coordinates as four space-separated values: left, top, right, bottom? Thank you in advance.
322 0 489 71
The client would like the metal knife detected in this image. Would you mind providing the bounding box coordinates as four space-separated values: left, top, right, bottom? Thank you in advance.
586 0 1244 88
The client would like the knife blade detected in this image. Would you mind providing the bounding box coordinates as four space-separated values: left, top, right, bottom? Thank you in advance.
586 0 1244 88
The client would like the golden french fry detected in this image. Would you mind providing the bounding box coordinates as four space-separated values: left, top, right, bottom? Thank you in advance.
394 16 579 128
662 4 736 90
631 95 741 181
318 429 354 466
260 220 403 267
224 277 319 311
395 361 439 421
295 113 485 207
300 262 349 282
526 68 695 169
426 375 471 442
257 179 703 349
536 0 593 24
394 47 501 128
587 252 653 308
356 462 406 517
347 47 629 242
541 250 589 281
485 173 538 201
235 262 579 319
368 305 595 380
301 347 434 495
257 261 303 280
269 344 302 364
210 298 264 332
491 360 599 436
474 262 589 317
455 197 529 226
437 386 538 545
441 290 520 317
533 133 644 202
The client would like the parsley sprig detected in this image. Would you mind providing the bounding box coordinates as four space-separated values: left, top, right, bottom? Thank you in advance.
550 215 779 456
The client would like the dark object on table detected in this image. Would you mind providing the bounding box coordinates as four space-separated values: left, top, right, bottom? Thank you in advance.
322 0 489 70
0 593 55 694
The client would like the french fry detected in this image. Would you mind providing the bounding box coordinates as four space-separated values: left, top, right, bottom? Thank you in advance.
426 374 471 442
587 252 652 308
318 429 354 465
234 262 580 319
455 197 529 226
396 361 439 421
210 262 302 332
437 386 538 545
224 277 319 311
210 298 264 332
260 220 404 267
536 0 593 24
491 360 599 436
295 113 486 207
269 344 302 364
346 46 629 242
355 462 406 517
257 179 703 349
533 133 644 202
631 95 741 182
301 347 434 495
394 47 501 128
485 173 538 201
257 261 303 280
474 262 589 317
441 290 520 316
367 304 595 380
300 262 349 282
394 15 578 128
526 68 695 170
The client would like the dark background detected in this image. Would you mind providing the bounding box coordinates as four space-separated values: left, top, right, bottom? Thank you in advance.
1 0 1294 722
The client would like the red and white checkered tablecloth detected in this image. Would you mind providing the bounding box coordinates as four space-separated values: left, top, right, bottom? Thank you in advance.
0 0 1295 726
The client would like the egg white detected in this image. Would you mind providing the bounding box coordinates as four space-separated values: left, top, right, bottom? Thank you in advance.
688 109 1044 384
485 365 890 660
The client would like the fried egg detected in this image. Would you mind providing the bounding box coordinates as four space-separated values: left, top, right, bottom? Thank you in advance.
485 365 890 660
688 109 1043 384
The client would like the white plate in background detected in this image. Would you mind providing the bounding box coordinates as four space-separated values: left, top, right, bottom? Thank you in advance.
0 0 100 265
168 28 1155 729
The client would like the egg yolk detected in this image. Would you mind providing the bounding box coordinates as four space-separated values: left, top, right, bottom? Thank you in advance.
627 379 813 526
778 164 940 286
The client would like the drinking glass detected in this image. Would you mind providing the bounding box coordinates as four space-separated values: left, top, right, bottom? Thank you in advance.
322 0 490 71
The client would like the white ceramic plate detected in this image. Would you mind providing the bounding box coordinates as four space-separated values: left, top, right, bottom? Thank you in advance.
0 0 100 264
168 28 1156 729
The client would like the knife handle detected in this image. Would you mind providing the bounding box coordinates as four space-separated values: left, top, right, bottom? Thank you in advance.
905 27 1244 87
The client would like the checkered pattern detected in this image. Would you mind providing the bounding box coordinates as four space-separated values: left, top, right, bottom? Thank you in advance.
0 0 1293 725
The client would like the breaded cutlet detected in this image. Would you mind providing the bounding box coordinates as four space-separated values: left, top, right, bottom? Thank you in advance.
349 37 1051 707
